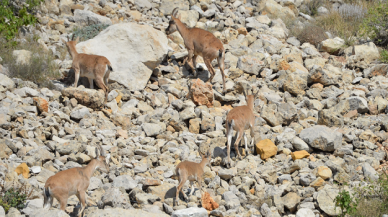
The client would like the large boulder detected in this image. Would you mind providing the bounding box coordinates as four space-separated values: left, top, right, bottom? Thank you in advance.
171 207 208 217
76 23 169 91
299 125 342 152
320 37 345 54
352 42 380 64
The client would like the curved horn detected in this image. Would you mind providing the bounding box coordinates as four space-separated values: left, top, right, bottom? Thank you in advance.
67 35 70 42
95 146 99 158
171 7 179 17
72 33 75 41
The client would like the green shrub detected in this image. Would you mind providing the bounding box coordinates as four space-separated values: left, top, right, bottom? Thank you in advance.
381 49 388 63
0 35 61 88
360 1 388 46
0 182 33 213
72 24 110 42
335 172 388 217
0 0 43 45
302 0 329 16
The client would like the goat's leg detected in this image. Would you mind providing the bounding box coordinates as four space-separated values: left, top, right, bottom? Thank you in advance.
243 132 250 156
204 59 215 83
95 78 108 105
74 68 80 88
76 191 86 217
226 125 233 168
250 123 255 148
190 181 195 195
192 55 198 77
234 130 243 160
186 50 196 77
88 78 94 89
104 66 111 92
58 195 69 211
217 54 226 94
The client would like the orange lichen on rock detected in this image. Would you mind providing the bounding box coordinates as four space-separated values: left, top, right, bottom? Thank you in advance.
202 192 219 211
188 79 214 107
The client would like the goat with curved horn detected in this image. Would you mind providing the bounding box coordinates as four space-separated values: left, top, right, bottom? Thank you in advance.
166 7 227 94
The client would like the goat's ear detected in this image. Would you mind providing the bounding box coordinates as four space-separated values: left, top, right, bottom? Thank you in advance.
177 14 181 20
75 37 79 44
61 38 66 44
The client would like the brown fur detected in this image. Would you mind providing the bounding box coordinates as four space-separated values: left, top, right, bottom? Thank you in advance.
166 8 226 94
43 146 109 217
174 150 211 206
62 37 113 105
225 90 258 168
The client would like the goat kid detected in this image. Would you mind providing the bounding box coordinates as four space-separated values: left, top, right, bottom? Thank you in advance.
174 150 212 206
43 145 109 217
62 35 113 105
166 8 227 94
225 89 258 168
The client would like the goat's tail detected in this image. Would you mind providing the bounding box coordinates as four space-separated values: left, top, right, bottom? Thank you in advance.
43 186 53 209
108 65 113 72
218 48 224 58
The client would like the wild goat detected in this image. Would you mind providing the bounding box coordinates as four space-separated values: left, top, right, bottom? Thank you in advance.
62 35 113 105
166 8 226 94
174 150 212 206
225 89 258 168
43 145 109 217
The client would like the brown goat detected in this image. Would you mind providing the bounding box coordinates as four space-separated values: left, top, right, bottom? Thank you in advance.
174 150 212 206
166 8 226 94
225 89 258 168
62 35 113 105
43 145 109 217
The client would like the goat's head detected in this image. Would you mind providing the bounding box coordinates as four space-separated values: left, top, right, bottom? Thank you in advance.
166 7 181 35
200 149 212 167
61 34 79 52
242 87 259 107
94 145 110 173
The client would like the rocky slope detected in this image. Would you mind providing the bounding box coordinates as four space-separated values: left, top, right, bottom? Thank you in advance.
1 0 388 217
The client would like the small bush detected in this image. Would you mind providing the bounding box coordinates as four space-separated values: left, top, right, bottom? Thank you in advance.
335 172 388 217
72 24 110 42
381 49 388 63
296 23 327 46
302 0 329 16
0 35 61 88
360 1 388 47
335 3 367 21
0 181 33 213
0 0 43 44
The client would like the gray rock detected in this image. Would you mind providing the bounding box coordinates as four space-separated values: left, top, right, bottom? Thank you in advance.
348 97 369 113
296 208 315 217
362 162 379 181
0 73 15 90
101 188 126 207
135 193 160 205
292 137 311 152
142 123 164 137
180 107 196 120
29 208 69 217
22 199 44 216
70 107 90 120
135 0 152 10
237 55 265 75
0 206 4 217
112 175 137 190
299 125 342 152
159 0 190 15
171 207 208 217
86 208 169 217
287 36 300 47
74 9 112 26
223 191 240 209
317 185 341 216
